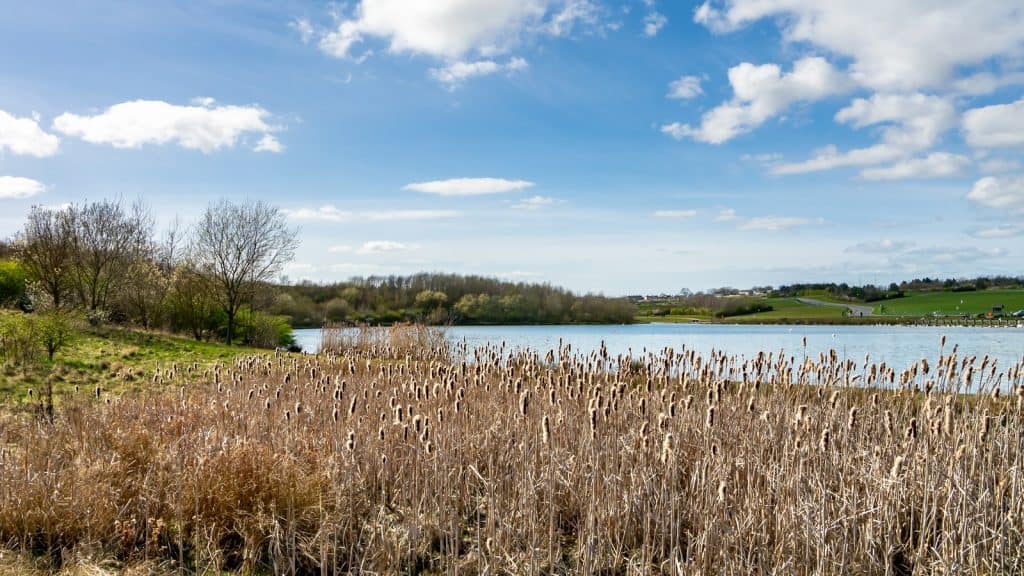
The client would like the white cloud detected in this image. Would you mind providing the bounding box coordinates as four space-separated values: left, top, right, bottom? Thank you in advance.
973 224 1024 239
357 240 412 254
772 93 956 175
285 205 460 222
967 175 1024 211
643 11 667 37
53 99 279 153
979 158 1022 174
662 57 850 143
860 152 969 181
546 0 606 38
514 195 556 209
693 1 1024 92
403 177 534 196
738 216 812 231
254 134 284 153
714 208 737 222
963 97 1024 149
0 176 45 199
653 209 697 218
429 57 527 86
317 0 591 60
0 109 60 157
844 239 914 254
666 75 702 100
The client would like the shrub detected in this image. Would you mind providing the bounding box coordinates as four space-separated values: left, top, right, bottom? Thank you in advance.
0 260 27 307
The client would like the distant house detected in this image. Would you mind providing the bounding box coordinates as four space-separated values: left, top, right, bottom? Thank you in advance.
992 304 1005 317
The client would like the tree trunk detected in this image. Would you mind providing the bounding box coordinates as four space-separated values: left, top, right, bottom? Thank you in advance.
226 309 235 345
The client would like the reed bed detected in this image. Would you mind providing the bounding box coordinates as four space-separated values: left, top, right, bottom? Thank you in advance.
1 328 1022 574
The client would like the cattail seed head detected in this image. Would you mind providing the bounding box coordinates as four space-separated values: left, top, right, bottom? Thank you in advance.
890 455 905 480
705 406 715 429
541 415 550 445
660 433 674 464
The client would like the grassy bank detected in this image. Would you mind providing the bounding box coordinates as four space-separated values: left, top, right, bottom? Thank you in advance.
0 324 259 406
638 289 1024 325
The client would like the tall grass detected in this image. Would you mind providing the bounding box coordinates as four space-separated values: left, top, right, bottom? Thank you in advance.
1 329 1022 573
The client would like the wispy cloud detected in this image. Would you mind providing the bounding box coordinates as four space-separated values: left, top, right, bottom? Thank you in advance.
513 195 557 209
285 205 460 222
403 178 534 196
653 209 697 218
356 240 414 254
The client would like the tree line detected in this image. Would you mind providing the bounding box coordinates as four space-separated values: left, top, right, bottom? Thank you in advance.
271 273 637 326
0 198 299 361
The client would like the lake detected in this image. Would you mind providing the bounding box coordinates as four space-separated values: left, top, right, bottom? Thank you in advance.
293 323 1024 370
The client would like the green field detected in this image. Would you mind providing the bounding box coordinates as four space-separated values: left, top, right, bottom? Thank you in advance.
640 297 848 324
872 289 1024 316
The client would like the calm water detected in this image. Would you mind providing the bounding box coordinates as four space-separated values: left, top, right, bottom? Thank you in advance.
293 323 1024 369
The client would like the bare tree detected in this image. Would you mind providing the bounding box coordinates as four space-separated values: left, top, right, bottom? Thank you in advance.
192 199 298 345
167 262 218 340
69 199 153 313
17 206 76 309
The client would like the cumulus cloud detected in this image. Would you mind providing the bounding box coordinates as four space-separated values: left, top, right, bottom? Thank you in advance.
666 75 702 100
403 177 534 196
653 209 697 218
0 176 46 199
53 99 280 153
285 205 460 222
963 97 1024 149
0 109 60 157
967 175 1024 211
693 0 1024 92
661 57 850 143
254 134 284 153
317 0 599 61
429 57 527 86
772 93 956 175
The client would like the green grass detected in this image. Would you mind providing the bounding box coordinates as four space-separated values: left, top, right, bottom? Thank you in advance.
1 323 260 406
794 289 861 304
728 297 847 321
873 289 1024 316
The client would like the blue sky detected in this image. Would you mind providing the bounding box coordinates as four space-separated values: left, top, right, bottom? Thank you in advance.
1 1 1023 294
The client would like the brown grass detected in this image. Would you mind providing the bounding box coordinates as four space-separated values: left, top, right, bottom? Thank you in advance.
1 329 1022 574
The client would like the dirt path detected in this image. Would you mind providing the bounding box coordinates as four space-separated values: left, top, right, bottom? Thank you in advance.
795 297 874 317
